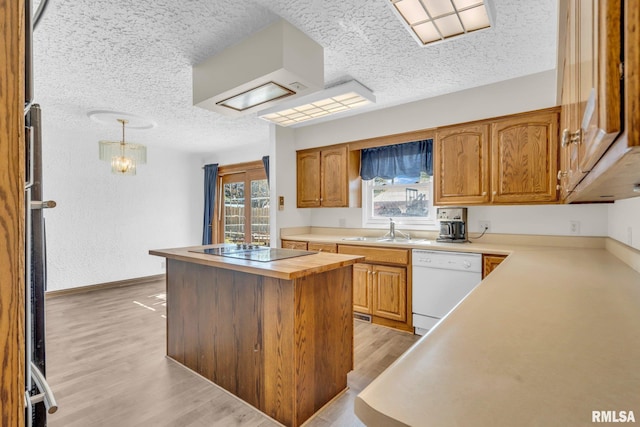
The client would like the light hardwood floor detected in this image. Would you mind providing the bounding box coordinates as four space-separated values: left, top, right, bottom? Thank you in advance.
46 279 418 426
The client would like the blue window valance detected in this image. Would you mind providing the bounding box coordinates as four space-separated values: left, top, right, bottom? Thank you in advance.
360 139 433 181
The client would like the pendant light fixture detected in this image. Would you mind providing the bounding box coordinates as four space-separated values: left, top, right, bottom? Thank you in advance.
98 119 147 175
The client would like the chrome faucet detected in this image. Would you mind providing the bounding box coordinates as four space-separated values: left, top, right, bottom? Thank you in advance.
389 218 396 239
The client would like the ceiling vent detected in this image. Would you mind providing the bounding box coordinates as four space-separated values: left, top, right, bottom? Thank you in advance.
193 19 324 117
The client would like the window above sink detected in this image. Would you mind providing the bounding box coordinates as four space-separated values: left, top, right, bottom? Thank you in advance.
362 172 437 230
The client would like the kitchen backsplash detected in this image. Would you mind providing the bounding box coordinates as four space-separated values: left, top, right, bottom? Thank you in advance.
308 204 609 237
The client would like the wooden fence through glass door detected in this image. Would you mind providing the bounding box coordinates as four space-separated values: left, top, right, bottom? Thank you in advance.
213 161 269 246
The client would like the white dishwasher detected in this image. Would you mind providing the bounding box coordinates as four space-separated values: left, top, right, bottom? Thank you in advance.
412 250 482 335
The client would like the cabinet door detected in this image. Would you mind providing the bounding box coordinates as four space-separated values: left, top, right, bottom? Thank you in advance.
482 254 507 279
297 151 321 208
576 0 621 173
559 0 621 197
434 124 490 205
371 265 406 322
564 0 588 193
491 112 559 203
353 263 372 314
320 147 348 207
281 240 308 250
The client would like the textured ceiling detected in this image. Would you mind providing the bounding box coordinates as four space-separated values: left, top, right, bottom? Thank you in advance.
32 0 558 154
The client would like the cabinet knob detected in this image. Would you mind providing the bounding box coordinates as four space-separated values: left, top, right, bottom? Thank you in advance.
482 191 487 196
557 170 568 180
556 184 562 190
492 191 497 195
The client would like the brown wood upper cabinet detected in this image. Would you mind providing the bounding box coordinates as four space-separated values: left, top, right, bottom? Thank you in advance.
296 146 360 208
561 0 621 179
434 123 490 205
557 0 640 202
491 111 559 203
434 109 560 205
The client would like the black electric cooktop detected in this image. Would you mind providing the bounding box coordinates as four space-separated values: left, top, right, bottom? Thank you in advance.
190 244 315 262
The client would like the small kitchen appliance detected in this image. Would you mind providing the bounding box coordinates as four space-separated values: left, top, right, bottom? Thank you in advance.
436 207 468 243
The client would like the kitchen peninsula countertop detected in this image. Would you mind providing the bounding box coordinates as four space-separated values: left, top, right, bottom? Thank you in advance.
149 245 363 280
281 231 640 425
354 247 640 426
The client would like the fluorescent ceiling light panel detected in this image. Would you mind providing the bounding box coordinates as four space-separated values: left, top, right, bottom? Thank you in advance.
389 0 495 46
216 82 294 111
258 80 375 127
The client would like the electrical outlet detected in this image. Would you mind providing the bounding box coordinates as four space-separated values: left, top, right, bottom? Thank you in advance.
478 220 491 232
161 260 166 269
338 218 346 228
627 227 633 246
569 220 580 235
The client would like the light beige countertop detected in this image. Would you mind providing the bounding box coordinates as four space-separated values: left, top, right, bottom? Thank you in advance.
280 229 640 425
149 245 363 280
354 247 640 426
280 228 606 255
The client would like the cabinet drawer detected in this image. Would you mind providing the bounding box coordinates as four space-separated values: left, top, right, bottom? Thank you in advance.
281 240 308 250
338 245 409 265
307 242 337 253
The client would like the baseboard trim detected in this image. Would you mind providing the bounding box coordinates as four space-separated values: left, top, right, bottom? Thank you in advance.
46 274 166 298
606 238 640 274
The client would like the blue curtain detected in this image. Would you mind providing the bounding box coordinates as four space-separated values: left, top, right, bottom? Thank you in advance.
360 139 433 180
202 163 219 245
262 155 270 185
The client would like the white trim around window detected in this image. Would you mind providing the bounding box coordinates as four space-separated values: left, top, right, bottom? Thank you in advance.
361 177 438 231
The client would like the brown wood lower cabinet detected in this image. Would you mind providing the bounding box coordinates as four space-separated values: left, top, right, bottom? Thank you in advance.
353 263 373 314
372 264 407 322
482 254 507 278
166 259 353 427
339 245 411 332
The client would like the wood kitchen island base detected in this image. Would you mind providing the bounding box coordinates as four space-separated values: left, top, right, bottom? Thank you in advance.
163 255 357 427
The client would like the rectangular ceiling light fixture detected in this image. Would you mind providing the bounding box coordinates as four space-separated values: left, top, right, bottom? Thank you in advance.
258 80 375 127
389 0 495 46
216 82 295 112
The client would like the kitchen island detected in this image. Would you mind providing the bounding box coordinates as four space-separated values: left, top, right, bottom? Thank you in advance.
149 245 364 427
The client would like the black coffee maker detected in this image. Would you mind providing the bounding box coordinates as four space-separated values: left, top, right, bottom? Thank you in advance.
436 207 468 243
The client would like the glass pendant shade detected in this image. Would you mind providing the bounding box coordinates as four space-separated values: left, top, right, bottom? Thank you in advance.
110 153 137 176
98 119 147 175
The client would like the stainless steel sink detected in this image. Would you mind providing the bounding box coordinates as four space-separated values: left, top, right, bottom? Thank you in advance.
342 236 429 244
341 236 378 241
376 238 427 243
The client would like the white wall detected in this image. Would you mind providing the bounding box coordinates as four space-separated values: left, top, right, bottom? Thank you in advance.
608 197 640 250
43 127 202 291
466 204 608 236
272 126 312 241
200 141 269 166
307 205 609 236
